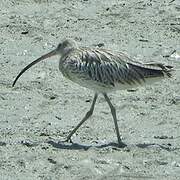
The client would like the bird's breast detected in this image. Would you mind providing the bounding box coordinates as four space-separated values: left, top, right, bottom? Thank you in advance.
58 56 113 92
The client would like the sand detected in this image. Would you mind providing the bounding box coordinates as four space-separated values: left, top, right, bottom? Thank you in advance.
0 0 180 179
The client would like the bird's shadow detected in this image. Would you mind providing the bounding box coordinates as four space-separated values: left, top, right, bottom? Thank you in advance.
46 140 119 150
46 140 177 151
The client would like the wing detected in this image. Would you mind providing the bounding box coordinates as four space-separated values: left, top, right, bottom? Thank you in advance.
63 48 173 87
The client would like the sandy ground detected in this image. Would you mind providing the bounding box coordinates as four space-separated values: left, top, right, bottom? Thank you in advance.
0 0 180 179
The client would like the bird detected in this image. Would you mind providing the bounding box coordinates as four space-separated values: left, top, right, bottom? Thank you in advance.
12 38 173 147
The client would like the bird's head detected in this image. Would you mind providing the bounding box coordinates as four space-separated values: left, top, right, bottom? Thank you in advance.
12 38 77 87
56 38 77 55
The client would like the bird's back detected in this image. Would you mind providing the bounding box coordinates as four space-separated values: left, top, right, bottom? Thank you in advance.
59 47 173 92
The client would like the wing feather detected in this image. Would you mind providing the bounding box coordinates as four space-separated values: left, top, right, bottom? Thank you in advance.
62 48 173 88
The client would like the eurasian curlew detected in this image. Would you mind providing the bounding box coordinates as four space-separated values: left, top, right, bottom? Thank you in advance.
13 39 173 147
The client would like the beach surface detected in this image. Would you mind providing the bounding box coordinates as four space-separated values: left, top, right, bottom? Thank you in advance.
0 0 180 179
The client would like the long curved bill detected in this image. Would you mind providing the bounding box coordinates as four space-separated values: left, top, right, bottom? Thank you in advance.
12 49 57 87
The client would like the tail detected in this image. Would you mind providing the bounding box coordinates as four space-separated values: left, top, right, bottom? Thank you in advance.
128 62 174 81
144 63 174 78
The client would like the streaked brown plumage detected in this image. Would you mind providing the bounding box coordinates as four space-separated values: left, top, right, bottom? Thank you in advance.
12 39 173 147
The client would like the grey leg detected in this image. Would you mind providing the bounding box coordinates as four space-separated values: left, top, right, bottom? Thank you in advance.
103 93 126 147
66 93 98 142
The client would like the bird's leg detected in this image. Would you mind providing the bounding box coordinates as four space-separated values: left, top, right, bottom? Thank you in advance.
65 93 98 143
103 93 126 147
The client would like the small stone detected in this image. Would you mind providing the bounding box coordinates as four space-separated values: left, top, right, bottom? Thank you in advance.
41 146 49 150
139 39 148 42
21 31 29 35
154 135 173 139
40 132 49 136
50 96 56 100
85 99 91 102
63 165 69 169
0 142 6 146
172 161 180 167
48 158 57 164
55 116 62 120
97 43 105 48
157 161 168 165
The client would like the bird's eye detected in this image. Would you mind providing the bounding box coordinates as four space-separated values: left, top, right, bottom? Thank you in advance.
57 43 62 49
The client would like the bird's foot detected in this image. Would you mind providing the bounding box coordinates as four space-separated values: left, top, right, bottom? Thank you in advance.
63 137 73 144
117 141 127 148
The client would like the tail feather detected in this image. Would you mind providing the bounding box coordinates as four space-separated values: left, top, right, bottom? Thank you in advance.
144 63 174 78
129 62 174 80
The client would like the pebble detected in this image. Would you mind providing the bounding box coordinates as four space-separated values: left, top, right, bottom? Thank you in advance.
172 161 180 167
